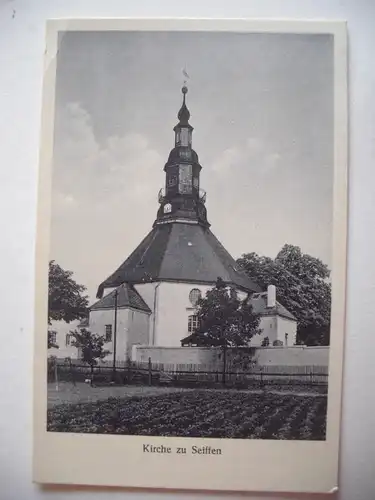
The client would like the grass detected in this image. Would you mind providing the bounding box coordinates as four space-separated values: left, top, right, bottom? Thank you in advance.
47 382 193 408
47 388 327 440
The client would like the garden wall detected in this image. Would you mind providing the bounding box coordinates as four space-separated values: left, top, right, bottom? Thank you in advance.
132 345 329 368
132 345 221 365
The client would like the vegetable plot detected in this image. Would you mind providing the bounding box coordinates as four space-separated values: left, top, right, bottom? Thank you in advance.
47 390 327 440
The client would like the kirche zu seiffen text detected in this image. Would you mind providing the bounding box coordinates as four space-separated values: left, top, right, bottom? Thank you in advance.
143 444 222 455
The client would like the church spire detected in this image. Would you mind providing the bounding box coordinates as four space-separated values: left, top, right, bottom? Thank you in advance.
174 85 193 148
177 86 190 125
154 85 209 228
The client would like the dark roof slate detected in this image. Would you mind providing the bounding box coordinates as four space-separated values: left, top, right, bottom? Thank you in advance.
91 283 151 313
97 222 261 298
250 292 296 321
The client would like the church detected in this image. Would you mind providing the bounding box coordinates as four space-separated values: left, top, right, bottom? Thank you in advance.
80 86 297 362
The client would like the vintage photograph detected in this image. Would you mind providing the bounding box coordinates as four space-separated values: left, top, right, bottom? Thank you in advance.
46 28 336 443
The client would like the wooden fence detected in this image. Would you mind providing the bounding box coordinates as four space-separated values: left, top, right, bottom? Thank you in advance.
48 357 328 388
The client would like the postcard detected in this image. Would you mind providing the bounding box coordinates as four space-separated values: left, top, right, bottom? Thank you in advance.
33 18 348 495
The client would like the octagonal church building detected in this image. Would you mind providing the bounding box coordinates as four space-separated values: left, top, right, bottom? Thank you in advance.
84 86 297 362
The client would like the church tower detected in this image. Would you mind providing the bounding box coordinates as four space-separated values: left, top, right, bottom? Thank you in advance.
155 86 208 228
93 85 261 351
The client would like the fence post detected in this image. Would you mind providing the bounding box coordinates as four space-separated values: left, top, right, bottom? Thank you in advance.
222 344 227 387
127 358 132 384
54 360 59 391
69 358 76 387
148 357 152 386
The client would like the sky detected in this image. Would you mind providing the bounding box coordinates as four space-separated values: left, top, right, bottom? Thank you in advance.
50 30 334 304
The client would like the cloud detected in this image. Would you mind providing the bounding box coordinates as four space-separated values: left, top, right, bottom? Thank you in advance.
208 136 281 180
50 102 165 301
52 102 164 214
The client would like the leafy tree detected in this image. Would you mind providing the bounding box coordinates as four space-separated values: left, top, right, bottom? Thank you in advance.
71 328 110 383
48 260 89 348
237 244 331 346
195 277 262 347
193 277 261 385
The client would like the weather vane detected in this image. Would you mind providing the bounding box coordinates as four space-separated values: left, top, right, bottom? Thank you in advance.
182 67 190 86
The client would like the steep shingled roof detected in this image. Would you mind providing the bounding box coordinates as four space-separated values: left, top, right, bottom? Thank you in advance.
97 223 261 298
91 283 151 313
250 292 296 321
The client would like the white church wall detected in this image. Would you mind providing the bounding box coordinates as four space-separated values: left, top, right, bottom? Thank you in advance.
127 309 150 360
276 316 297 346
251 315 278 346
152 282 257 347
154 282 214 347
134 282 159 344
89 308 129 362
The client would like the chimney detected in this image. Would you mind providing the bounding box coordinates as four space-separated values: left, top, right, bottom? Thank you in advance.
267 285 276 308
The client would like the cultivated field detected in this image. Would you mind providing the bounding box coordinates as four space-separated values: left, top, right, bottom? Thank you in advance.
47 389 327 440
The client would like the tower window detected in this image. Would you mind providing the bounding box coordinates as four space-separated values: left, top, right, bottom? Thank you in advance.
179 164 192 194
105 324 112 342
188 315 200 334
189 288 202 306
180 128 190 146
180 150 191 160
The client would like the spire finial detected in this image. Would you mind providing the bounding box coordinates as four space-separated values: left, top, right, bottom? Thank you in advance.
181 84 188 104
177 73 190 125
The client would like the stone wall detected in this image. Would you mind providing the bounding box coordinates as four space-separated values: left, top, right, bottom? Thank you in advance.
132 345 329 368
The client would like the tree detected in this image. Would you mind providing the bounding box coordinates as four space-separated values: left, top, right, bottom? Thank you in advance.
195 277 262 347
237 244 331 346
48 260 89 348
195 277 261 385
71 328 110 384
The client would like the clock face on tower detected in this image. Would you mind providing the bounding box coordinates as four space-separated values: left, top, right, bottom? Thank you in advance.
164 203 172 214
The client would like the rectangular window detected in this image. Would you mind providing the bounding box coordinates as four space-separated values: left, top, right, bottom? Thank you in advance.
188 315 199 333
49 331 57 344
179 164 192 194
180 128 190 146
105 324 112 342
65 334 71 346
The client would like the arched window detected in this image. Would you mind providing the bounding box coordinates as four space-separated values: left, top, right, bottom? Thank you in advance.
188 315 199 333
189 288 202 306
